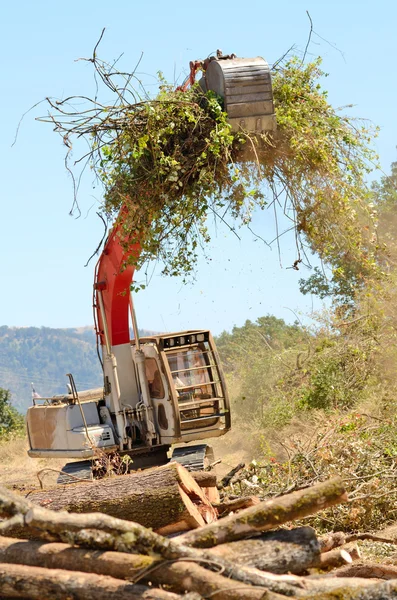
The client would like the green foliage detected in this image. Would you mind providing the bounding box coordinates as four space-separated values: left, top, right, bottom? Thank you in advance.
42 54 381 298
372 157 397 210
0 388 24 438
218 315 308 430
273 58 380 305
217 307 380 431
296 335 376 411
100 86 243 281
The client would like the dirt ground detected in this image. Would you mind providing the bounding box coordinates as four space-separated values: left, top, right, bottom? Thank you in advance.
0 426 254 492
0 437 66 491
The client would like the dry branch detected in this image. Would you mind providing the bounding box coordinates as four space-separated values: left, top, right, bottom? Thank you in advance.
0 536 279 600
333 561 397 580
180 477 347 548
217 463 245 490
213 496 260 517
318 531 347 552
346 532 397 545
0 562 182 600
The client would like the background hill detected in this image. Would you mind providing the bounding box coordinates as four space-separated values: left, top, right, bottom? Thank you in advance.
0 326 155 413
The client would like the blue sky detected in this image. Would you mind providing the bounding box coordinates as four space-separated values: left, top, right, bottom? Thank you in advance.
1 0 396 335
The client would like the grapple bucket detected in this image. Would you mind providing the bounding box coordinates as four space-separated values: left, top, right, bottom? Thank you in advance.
200 56 276 133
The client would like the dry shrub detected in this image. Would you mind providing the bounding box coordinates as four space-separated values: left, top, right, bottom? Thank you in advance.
230 410 397 533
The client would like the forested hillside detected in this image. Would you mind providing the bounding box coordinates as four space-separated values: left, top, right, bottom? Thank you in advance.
0 327 102 412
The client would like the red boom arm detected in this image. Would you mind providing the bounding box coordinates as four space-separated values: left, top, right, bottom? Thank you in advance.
94 221 140 348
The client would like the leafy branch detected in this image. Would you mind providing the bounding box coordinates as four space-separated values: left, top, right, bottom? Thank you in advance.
38 45 381 298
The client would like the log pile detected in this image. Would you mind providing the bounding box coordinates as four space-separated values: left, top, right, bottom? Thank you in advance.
2 468 397 599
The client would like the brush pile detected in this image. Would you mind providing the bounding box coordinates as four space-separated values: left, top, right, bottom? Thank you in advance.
41 48 380 295
224 412 397 533
3 472 397 598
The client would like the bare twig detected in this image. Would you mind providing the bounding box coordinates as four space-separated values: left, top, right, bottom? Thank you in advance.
301 11 314 65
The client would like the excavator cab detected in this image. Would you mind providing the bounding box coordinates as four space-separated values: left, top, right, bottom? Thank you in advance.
141 330 230 442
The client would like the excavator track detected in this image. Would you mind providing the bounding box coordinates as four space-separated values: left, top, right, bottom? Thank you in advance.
58 444 213 484
57 444 213 484
57 446 169 484
171 444 214 472
57 460 93 485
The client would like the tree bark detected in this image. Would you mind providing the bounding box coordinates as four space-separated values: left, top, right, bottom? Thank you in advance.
0 537 283 600
0 562 182 600
209 526 320 574
191 472 217 488
332 562 397 580
180 477 348 548
25 462 216 533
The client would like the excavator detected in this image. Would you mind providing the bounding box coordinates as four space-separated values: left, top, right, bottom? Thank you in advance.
26 51 276 480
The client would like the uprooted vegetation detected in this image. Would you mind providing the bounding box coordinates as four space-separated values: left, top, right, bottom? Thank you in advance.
40 49 380 296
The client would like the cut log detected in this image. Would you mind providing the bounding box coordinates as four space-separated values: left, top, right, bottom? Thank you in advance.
202 486 220 504
180 477 348 548
0 535 156 580
0 484 350 597
208 526 320 574
25 462 216 533
18 507 308 596
0 534 390 600
0 537 282 600
213 496 260 517
0 562 182 600
342 541 361 561
312 547 353 570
